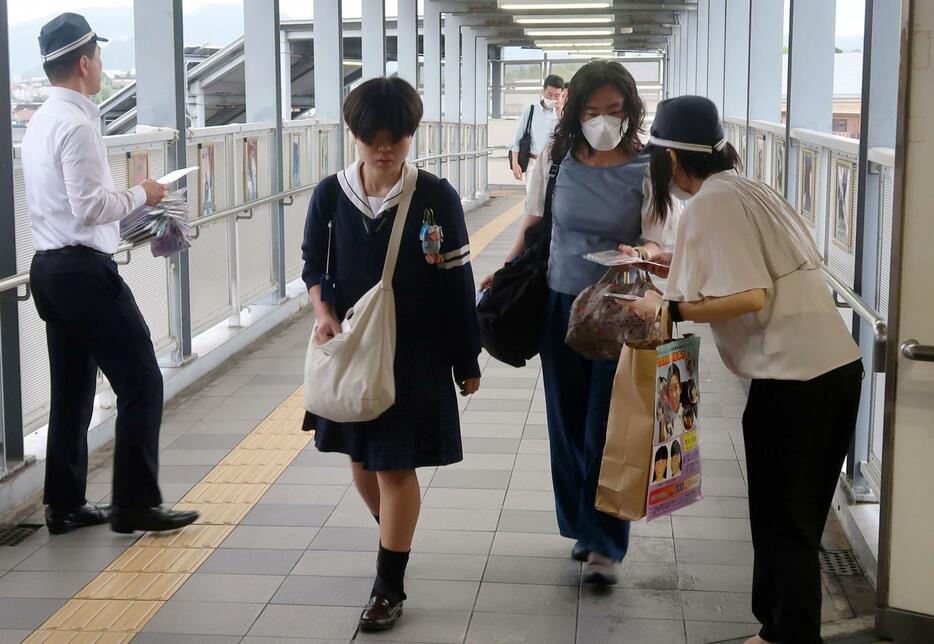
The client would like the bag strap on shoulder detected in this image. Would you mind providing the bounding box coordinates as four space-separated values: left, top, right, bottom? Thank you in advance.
524 104 535 136
542 156 563 227
323 177 341 277
379 165 418 288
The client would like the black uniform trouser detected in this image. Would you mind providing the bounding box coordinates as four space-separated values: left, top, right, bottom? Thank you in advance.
743 359 863 644
30 247 163 509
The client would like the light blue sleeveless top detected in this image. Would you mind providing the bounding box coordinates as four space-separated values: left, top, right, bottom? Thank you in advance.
548 151 649 296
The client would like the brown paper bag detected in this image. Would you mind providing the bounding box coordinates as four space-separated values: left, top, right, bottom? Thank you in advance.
595 341 659 521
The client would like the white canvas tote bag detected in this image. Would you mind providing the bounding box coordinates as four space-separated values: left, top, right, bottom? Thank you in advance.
303 165 417 423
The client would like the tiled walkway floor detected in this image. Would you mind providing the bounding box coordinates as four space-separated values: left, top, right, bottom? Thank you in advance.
0 193 866 644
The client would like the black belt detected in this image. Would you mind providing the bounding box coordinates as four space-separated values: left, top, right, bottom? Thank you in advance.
36 245 110 258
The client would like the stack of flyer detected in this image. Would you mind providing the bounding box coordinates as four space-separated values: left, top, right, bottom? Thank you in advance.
120 167 198 258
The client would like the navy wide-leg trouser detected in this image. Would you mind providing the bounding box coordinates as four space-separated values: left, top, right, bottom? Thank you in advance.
539 289 630 561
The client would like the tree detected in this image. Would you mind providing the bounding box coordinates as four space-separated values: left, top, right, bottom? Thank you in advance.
93 73 116 104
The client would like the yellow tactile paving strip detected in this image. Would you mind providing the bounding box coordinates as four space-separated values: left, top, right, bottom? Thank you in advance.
24 391 312 640
468 199 526 257
24 197 521 641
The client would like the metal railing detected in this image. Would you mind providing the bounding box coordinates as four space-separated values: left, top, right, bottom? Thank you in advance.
0 117 489 476
821 265 888 368
726 115 895 497
0 148 489 299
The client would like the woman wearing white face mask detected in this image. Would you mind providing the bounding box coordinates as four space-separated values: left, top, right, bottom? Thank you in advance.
487 61 676 585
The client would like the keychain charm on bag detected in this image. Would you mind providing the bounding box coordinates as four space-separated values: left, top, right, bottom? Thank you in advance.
420 207 444 264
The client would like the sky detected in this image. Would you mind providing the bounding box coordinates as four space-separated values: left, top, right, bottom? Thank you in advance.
11 0 867 35
9 1 407 23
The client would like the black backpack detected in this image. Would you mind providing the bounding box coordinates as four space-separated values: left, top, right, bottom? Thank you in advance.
477 157 562 367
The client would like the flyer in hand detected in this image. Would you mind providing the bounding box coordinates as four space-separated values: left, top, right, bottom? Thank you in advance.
645 335 703 520
120 167 198 258
120 188 191 257
583 250 669 270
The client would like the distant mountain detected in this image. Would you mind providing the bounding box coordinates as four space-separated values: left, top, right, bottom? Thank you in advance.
9 4 250 80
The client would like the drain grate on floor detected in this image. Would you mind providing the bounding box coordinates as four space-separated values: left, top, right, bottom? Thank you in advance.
820 548 864 576
0 524 41 546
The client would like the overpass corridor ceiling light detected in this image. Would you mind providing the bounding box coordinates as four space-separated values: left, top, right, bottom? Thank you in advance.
513 15 614 24
525 28 615 36
535 41 613 48
499 2 613 10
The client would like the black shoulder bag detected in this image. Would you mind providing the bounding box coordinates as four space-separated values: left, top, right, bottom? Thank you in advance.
510 105 535 173
477 157 563 367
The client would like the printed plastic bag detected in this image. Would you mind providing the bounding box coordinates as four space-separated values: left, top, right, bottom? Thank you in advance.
565 268 658 360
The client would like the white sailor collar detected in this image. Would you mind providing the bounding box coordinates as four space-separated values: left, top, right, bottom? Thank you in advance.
337 159 417 219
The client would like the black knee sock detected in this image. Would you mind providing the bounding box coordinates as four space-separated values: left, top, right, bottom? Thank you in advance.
372 544 409 603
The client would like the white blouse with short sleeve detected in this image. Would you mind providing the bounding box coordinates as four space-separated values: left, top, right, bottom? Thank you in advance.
664 170 861 381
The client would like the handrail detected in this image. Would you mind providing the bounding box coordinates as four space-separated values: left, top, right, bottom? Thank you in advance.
187 184 317 230
412 150 489 164
0 147 490 296
868 146 896 168
790 127 861 156
0 272 30 296
748 119 785 138
821 265 888 371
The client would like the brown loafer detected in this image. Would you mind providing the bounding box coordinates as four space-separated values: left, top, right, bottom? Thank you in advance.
359 594 403 632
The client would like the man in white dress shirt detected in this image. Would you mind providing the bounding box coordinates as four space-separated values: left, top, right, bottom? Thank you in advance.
22 13 198 535
508 74 565 192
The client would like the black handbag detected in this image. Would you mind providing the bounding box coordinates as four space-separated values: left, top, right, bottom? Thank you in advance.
477 157 562 367
509 105 535 173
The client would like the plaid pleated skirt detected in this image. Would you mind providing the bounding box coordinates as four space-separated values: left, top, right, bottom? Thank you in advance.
302 335 464 471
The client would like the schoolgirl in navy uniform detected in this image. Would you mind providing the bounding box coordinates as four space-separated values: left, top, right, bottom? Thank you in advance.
301 77 482 633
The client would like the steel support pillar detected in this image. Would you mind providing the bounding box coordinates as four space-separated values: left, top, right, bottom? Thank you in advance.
425 1 443 175
362 0 386 80
0 0 22 468
244 0 286 302
397 0 418 86
134 0 192 365
314 0 345 168
444 14 462 192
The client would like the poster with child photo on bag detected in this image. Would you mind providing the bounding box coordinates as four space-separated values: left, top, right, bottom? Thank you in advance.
646 335 703 520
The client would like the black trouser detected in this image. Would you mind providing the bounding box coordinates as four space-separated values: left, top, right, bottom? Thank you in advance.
30 247 163 509
743 359 862 644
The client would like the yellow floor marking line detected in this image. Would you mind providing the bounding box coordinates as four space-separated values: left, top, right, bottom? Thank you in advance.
24 196 523 641
25 392 312 641
468 198 527 257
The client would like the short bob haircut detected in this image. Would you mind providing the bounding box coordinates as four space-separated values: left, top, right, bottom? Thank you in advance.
43 40 98 84
342 77 423 145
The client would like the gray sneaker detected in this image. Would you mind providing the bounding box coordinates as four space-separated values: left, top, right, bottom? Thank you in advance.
582 552 619 585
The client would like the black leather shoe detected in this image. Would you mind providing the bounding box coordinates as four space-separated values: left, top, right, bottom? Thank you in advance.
46 503 111 535
359 594 403 632
571 541 590 562
110 506 199 534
